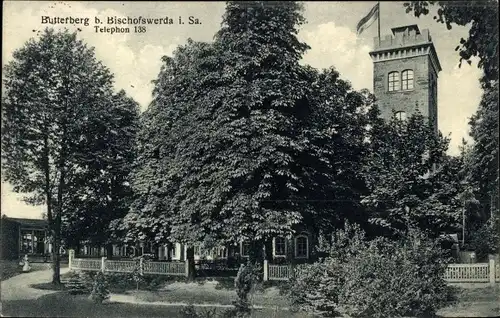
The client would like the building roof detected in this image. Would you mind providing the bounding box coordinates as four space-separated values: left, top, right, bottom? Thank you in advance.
391 24 420 35
2 217 48 228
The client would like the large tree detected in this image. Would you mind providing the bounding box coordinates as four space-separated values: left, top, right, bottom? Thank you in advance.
467 82 499 221
2 28 117 284
62 90 140 255
403 1 499 227
126 1 373 266
362 109 463 238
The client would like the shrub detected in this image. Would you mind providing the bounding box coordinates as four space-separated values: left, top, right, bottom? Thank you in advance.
65 271 92 295
104 272 135 292
289 223 455 318
89 271 110 304
469 217 500 261
231 261 262 317
130 256 146 290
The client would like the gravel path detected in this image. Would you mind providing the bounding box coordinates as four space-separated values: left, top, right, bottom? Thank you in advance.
1 267 69 301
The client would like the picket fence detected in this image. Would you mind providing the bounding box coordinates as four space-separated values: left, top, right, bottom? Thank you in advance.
264 259 500 285
69 252 186 276
69 251 500 285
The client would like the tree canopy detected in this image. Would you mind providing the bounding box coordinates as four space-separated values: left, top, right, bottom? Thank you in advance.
404 1 499 232
1 28 138 282
124 1 374 258
362 109 463 237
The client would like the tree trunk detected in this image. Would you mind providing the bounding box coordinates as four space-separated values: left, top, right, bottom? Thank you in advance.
263 239 273 261
51 201 63 285
106 244 113 259
76 242 81 256
167 242 172 261
186 246 196 281
51 232 61 285
249 240 264 265
43 132 61 285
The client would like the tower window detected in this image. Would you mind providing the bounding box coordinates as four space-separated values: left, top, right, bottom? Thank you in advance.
395 111 407 121
388 71 400 92
402 70 414 90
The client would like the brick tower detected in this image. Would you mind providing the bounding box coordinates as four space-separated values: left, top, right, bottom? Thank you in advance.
369 25 441 129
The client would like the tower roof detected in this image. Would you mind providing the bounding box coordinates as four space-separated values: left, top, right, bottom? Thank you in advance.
391 24 420 35
369 24 442 74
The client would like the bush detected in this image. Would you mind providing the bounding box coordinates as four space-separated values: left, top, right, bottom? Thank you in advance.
289 223 456 318
469 218 500 261
231 261 262 317
89 271 110 304
65 271 92 295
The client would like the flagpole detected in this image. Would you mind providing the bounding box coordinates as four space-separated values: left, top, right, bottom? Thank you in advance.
377 1 381 47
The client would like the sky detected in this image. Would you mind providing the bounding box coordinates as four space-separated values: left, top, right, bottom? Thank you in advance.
1 1 484 219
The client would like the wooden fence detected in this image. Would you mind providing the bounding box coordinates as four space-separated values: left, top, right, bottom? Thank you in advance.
71 258 102 272
268 263 292 281
69 250 500 285
69 251 186 276
443 263 489 283
264 258 500 285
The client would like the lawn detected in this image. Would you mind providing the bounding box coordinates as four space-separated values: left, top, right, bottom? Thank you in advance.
131 280 290 308
125 280 500 317
436 285 500 317
14 272 498 317
0 291 312 318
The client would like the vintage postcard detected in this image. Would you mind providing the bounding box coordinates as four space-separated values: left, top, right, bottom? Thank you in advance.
2 1 498 317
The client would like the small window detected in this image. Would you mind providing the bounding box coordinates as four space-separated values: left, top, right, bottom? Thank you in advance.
395 111 407 121
194 245 200 255
273 237 286 257
241 242 250 257
295 235 308 258
402 70 414 90
388 72 400 92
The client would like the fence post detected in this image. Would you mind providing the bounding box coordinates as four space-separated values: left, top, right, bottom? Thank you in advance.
68 249 74 270
489 255 495 286
140 257 144 275
101 256 106 273
185 259 190 278
263 259 268 281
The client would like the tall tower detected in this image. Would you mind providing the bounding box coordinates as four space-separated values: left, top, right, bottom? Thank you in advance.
369 25 441 129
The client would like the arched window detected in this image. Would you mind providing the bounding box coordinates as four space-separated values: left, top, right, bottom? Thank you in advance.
295 235 309 259
395 111 407 121
273 237 287 257
402 69 414 90
388 71 400 91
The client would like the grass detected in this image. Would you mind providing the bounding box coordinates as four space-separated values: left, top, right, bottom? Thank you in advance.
30 272 500 317
436 285 500 317
130 280 290 308
1 292 312 318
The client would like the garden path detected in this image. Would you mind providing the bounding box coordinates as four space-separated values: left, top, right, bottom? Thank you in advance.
1 267 69 301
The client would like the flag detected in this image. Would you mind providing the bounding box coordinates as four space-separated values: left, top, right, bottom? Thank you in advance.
356 3 379 35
